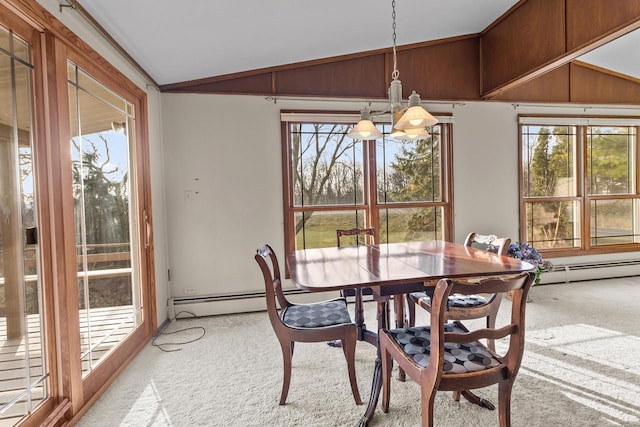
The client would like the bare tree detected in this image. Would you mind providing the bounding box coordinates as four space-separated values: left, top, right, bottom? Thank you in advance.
291 124 359 234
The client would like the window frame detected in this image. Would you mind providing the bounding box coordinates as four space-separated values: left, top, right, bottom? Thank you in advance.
281 111 454 256
518 114 640 257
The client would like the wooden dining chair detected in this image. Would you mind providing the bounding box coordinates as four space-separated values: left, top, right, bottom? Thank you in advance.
380 272 535 427
254 244 362 405
406 233 511 351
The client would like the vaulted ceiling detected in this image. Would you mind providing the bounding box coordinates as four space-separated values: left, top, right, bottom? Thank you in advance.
76 0 640 104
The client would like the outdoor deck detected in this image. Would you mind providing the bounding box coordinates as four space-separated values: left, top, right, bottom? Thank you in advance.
0 305 136 426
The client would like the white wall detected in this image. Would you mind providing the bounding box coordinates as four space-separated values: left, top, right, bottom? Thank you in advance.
162 95 285 298
161 94 640 304
36 0 169 325
452 102 521 240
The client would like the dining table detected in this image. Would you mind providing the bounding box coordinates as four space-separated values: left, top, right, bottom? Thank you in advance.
286 240 534 426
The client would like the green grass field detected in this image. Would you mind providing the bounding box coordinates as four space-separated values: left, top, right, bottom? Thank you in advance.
295 209 441 249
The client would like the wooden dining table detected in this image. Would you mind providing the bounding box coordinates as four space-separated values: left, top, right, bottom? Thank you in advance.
286 240 534 426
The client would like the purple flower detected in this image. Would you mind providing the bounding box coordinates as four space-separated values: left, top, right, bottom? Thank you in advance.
507 242 553 285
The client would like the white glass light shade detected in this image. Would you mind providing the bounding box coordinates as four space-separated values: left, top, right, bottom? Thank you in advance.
392 127 429 141
403 127 430 139
395 105 438 129
347 119 382 140
395 90 438 130
390 126 406 139
390 110 406 140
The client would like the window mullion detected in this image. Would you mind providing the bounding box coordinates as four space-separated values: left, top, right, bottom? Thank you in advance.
365 139 378 241
579 125 589 250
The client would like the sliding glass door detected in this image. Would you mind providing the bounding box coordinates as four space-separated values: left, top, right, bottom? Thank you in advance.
1 4 155 424
0 27 47 424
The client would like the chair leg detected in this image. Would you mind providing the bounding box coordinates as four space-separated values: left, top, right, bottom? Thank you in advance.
406 296 416 327
381 344 392 413
278 340 293 405
341 331 362 405
420 380 437 427
498 378 514 427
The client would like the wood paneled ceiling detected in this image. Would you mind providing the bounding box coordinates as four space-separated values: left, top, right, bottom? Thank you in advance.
78 0 640 104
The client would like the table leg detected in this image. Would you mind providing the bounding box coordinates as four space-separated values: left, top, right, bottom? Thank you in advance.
329 288 368 347
357 298 389 426
354 289 366 341
460 390 496 410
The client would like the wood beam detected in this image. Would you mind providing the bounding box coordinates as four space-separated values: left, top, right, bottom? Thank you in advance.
481 0 640 99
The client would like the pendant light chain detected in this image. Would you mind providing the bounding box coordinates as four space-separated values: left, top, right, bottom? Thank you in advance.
347 0 438 141
391 0 399 80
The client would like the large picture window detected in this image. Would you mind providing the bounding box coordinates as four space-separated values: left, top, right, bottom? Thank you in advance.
282 112 453 253
519 116 640 255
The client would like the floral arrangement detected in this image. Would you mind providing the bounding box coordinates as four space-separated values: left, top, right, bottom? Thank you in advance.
506 242 553 285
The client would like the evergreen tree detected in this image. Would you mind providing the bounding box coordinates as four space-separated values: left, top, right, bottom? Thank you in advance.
387 136 440 238
531 127 555 197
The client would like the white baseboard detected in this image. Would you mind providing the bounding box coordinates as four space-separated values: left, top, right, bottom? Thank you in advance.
168 289 342 319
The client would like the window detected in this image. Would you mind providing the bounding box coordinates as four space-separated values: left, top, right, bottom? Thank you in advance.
519 116 640 254
281 112 453 253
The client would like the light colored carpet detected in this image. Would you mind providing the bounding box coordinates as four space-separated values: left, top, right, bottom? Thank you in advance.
78 277 640 426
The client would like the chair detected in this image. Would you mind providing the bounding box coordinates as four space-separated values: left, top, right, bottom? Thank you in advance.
380 272 535 427
407 233 511 351
336 227 375 248
336 228 375 338
254 244 362 405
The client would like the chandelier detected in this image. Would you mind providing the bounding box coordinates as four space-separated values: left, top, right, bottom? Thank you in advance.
348 0 438 141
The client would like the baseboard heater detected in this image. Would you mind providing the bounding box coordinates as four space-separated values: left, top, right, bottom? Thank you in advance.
540 258 640 284
168 288 341 319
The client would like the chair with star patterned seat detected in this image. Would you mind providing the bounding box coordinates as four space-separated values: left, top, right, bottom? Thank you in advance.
380 272 535 426
254 244 361 405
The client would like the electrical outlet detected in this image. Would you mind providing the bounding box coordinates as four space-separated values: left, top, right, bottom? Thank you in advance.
183 287 196 295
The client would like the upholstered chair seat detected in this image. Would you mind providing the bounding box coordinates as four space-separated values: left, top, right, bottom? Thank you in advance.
282 299 353 328
386 322 501 373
